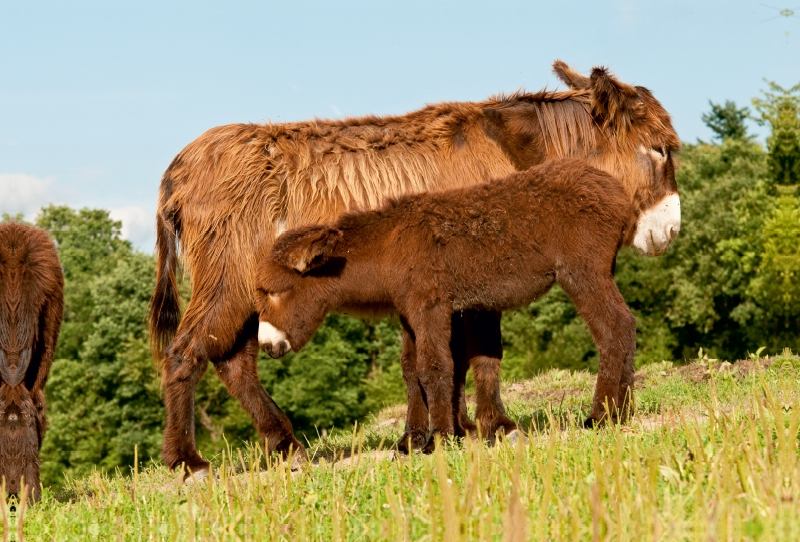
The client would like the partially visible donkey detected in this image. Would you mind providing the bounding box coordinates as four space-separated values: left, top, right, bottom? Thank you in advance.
0 223 63 501
255 158 666 446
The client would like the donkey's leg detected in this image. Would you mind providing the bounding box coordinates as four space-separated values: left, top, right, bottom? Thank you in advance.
617 325 636 423
212 319 304 460
161 329 210 475
31 389 47 449
397 322 429 453
411 309 456 448
560 273 636 426
465 310 517 438
450 312 477 438
23 454 41 502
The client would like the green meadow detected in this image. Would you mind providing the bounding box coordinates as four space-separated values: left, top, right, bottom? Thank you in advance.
5 351 800 541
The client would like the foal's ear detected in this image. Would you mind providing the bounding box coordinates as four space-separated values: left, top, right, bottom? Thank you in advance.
552 60 590 90
589 66 644 134
274 226 343 274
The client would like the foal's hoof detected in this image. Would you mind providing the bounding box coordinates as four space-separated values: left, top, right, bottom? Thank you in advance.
583 417 609 429
421 433 458 454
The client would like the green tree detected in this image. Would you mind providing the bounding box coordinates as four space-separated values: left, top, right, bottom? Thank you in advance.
702 100 751 141
36 207 164 483
36 206 132 361
747 81 800 344
753 81 800 187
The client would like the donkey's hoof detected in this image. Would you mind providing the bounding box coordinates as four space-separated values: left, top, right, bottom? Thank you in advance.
502 429 529 446
396 431 428 454
183 468 210 485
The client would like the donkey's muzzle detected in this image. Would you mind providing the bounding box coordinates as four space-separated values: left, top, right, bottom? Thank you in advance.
632 193 681 256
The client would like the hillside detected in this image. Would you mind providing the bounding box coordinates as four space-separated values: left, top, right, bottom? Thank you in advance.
6 351 799 541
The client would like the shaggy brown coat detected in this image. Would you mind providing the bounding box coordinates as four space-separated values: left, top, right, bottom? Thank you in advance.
0 223 64 501
151 61 680 473
256 159 639 442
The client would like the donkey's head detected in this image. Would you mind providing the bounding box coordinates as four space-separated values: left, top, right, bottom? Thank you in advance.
552 61 681 256
0 384 40 500
486 62 682 256
256 225 344 358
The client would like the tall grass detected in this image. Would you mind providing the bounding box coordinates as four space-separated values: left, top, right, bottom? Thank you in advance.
4 355 800 541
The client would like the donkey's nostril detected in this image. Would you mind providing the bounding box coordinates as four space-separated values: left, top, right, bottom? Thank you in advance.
667 225 679 241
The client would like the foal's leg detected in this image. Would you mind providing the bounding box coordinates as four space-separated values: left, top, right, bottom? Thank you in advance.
398 313 472 452
397 323 429 453
213 319 305 460
410 309 456 446
464 311 517 438
560 273 636 425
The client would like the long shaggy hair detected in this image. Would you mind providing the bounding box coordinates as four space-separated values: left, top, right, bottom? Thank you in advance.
0 222 63 501
150 60 680 362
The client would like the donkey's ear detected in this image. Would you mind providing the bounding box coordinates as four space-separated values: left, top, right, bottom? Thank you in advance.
274 226 343 274
589 66 645 134
552 60 590 90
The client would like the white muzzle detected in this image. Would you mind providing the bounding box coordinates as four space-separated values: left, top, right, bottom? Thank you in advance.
633 193 681 256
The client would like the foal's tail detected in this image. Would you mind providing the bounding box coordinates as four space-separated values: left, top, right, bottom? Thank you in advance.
149 164 182 365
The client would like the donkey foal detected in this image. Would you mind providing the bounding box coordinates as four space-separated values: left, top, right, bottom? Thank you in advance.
256 159 640 445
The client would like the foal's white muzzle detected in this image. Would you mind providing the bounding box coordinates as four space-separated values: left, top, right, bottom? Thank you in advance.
633 193 681 256
258 321 292 358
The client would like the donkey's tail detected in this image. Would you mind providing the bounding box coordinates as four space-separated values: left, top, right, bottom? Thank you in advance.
149 166 182 364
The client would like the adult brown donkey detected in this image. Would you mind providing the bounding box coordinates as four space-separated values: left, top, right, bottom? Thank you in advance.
150 61 681 475
0 223 64 501
255 159 653 443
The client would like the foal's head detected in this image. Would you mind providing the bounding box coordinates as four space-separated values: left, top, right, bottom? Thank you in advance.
255 225 344 358
0 384 39 499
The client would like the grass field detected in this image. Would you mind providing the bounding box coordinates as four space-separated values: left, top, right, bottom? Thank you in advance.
4 351 800 541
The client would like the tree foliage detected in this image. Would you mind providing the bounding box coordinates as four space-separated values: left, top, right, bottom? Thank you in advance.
701 100 751 141
753 82 800 187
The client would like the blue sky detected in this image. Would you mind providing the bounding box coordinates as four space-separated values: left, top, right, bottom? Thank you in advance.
1 0 798 249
